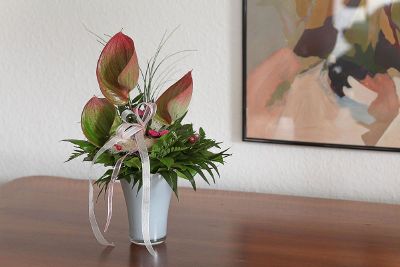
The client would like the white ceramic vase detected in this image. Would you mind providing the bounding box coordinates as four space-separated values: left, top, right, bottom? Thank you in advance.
120 173 172 245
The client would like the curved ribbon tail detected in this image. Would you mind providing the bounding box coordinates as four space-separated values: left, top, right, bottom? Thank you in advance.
104 181 114 233
88 179 115 246
135 132 157 257
104 155 129 232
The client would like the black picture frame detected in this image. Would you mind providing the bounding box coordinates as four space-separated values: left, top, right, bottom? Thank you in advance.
242 0 400 153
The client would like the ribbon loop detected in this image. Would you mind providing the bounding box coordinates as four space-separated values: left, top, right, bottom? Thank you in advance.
89 102 157 256
135 102 156 126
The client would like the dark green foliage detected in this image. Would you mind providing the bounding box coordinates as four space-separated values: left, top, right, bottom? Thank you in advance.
63 118 230 198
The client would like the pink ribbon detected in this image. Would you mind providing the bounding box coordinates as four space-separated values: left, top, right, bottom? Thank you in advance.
89 102 157 256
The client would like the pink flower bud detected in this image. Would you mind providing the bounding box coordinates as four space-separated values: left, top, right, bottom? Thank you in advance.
148 129 160 137
147 129 170 138
188 134 199 144
114 144 123 151
159 130 170 136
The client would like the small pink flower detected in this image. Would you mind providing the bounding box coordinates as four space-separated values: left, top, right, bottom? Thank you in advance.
148 129 160 137
114 144 123 151
147 129 170 138
188 134 199 144
159 130 170 136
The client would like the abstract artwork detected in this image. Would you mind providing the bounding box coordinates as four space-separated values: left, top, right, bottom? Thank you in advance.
243 0 400 151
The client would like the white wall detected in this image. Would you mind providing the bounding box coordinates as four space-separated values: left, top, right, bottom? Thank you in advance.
1 0 399 204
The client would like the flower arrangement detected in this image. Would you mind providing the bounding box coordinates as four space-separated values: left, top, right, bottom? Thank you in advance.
64 31 230 199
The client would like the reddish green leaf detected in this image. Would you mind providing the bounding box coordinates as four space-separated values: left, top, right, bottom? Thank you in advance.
96 32 139 105
81 96 116 147
155 71 193 125
110 113 122 136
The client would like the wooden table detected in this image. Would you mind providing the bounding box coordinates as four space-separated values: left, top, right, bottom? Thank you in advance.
1 176 400 267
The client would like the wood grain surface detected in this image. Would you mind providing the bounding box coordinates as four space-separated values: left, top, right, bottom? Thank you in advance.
1 176 400 267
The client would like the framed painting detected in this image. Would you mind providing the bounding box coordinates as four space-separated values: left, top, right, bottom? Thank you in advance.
243 0 400 152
